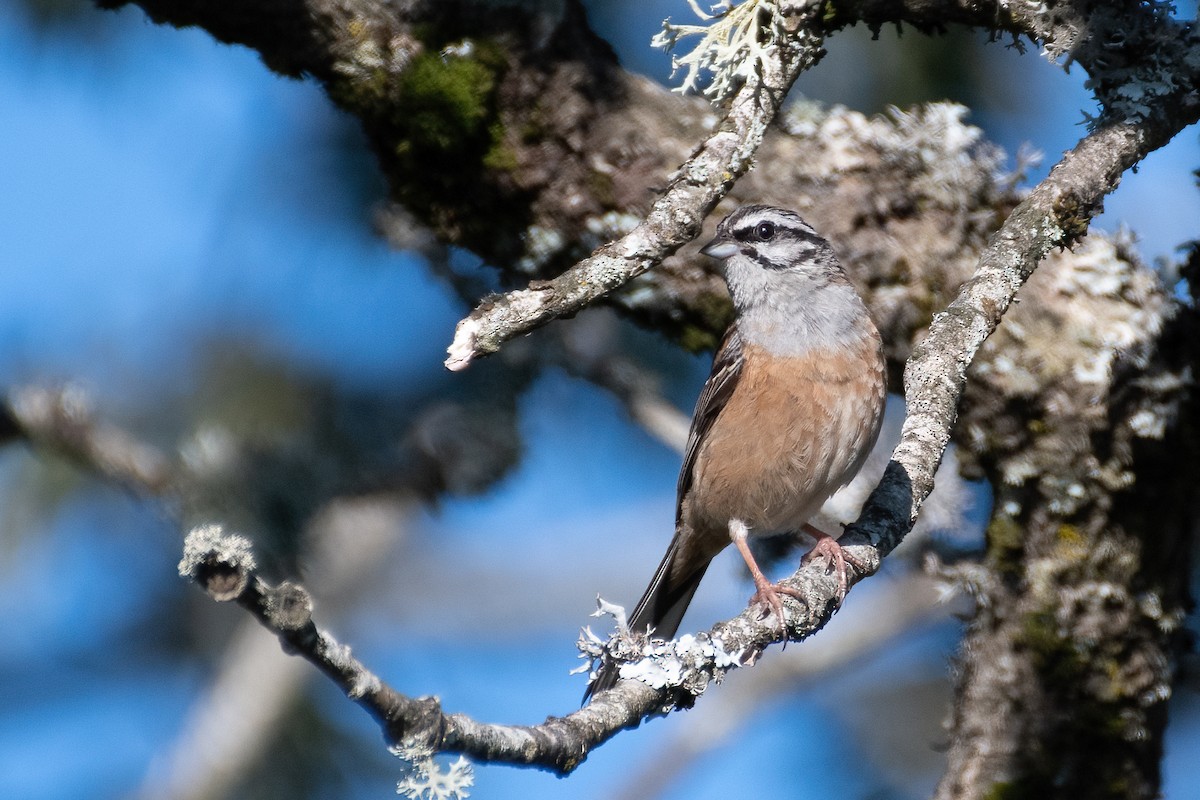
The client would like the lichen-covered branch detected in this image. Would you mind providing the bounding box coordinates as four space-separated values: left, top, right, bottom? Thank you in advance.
177 521 894 774
442 4 825 369
934 232 1195 800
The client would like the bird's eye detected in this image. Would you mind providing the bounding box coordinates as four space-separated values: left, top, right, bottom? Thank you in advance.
754 221 776 241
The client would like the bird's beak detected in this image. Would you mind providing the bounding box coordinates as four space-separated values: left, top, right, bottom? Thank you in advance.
700 237 739 260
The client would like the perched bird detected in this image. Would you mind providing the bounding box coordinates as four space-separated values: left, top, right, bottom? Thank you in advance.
586 205 887 699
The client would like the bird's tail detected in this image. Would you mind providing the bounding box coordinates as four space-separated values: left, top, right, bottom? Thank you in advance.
584 534 709 700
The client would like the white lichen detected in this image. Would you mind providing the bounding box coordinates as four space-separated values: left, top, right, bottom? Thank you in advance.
778 102 1005 208
516 224 566 273
615 631 741 695
392 747 474 800
445 316 484 371
590 595 630 630
178 523 256 577
651 0 802 100
577 607 741 696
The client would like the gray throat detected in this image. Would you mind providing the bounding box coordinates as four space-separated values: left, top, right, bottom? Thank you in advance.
725 260 873 358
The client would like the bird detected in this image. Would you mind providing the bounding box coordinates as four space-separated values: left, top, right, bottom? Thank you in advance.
585 204 887 699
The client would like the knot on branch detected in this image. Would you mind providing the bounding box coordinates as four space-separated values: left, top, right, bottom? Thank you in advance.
264 581 314 631
391 695 450 754
178 523 257 601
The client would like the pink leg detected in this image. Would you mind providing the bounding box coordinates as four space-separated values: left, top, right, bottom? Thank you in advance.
800 523 868 601
728 519 806 632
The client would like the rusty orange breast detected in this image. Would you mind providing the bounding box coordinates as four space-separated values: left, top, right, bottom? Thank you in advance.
684 338 886 538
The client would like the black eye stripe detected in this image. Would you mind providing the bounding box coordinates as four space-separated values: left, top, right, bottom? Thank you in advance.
733 223 822 246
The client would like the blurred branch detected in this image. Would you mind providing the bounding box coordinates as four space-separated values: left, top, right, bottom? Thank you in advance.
3 385 175 494
556 313 690 455
576 355 690 455
140 613 310 800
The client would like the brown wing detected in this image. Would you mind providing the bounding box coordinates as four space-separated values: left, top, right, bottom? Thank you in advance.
585 325 746 702
676 324 744 520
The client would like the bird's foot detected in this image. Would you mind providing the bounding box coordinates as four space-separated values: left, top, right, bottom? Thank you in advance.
800 528 868 602
747 575 807 633
730 518 801 634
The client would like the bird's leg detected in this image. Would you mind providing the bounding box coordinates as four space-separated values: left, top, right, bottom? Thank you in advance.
729 518 805 632
800 523 868 601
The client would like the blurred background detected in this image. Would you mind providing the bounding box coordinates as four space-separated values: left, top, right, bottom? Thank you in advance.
2 1 1199 798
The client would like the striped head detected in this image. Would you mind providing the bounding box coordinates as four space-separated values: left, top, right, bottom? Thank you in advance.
701 205 837 271
701 205 873 355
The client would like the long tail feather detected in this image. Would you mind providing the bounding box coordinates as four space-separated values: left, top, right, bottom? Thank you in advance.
584 535 709 700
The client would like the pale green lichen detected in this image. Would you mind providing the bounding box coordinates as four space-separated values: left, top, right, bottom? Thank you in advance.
578 598 741 698
651 0 796 99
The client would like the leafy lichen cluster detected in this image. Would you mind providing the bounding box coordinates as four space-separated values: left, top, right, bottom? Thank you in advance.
652 0 822 99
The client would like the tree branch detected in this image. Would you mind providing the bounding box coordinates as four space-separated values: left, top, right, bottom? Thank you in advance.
443 5 826 369
3 385 175 495
175 507 949 774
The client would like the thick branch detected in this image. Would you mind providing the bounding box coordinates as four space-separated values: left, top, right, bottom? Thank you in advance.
934 232 1193 800
837 96 1198 562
